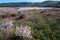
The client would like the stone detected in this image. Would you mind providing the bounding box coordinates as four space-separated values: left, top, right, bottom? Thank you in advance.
15 25 32 39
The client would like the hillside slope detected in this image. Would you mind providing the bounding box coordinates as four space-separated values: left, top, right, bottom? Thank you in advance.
0 1 60 7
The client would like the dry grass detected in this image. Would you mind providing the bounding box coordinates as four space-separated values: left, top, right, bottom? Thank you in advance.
0 8 60 40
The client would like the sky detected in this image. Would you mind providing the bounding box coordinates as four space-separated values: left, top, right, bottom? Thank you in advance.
0 0 46 3
0 0 60 3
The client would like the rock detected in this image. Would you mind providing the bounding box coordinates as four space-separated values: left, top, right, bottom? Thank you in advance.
0 21 14 30
15 25 32 39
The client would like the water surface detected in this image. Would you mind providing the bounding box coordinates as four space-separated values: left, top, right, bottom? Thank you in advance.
17 7 53 11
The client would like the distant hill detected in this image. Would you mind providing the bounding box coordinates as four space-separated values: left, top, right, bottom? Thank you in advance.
41 1 60 8
0 1 60 8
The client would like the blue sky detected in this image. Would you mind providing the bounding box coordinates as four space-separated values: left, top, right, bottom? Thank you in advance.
0 0 46 3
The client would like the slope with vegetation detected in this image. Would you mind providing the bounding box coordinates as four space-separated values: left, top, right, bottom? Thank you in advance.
0 8 60 40
0 1 60 8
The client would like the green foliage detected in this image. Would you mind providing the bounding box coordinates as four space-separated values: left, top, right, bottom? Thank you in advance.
26 13 60 40
0 10 60 40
